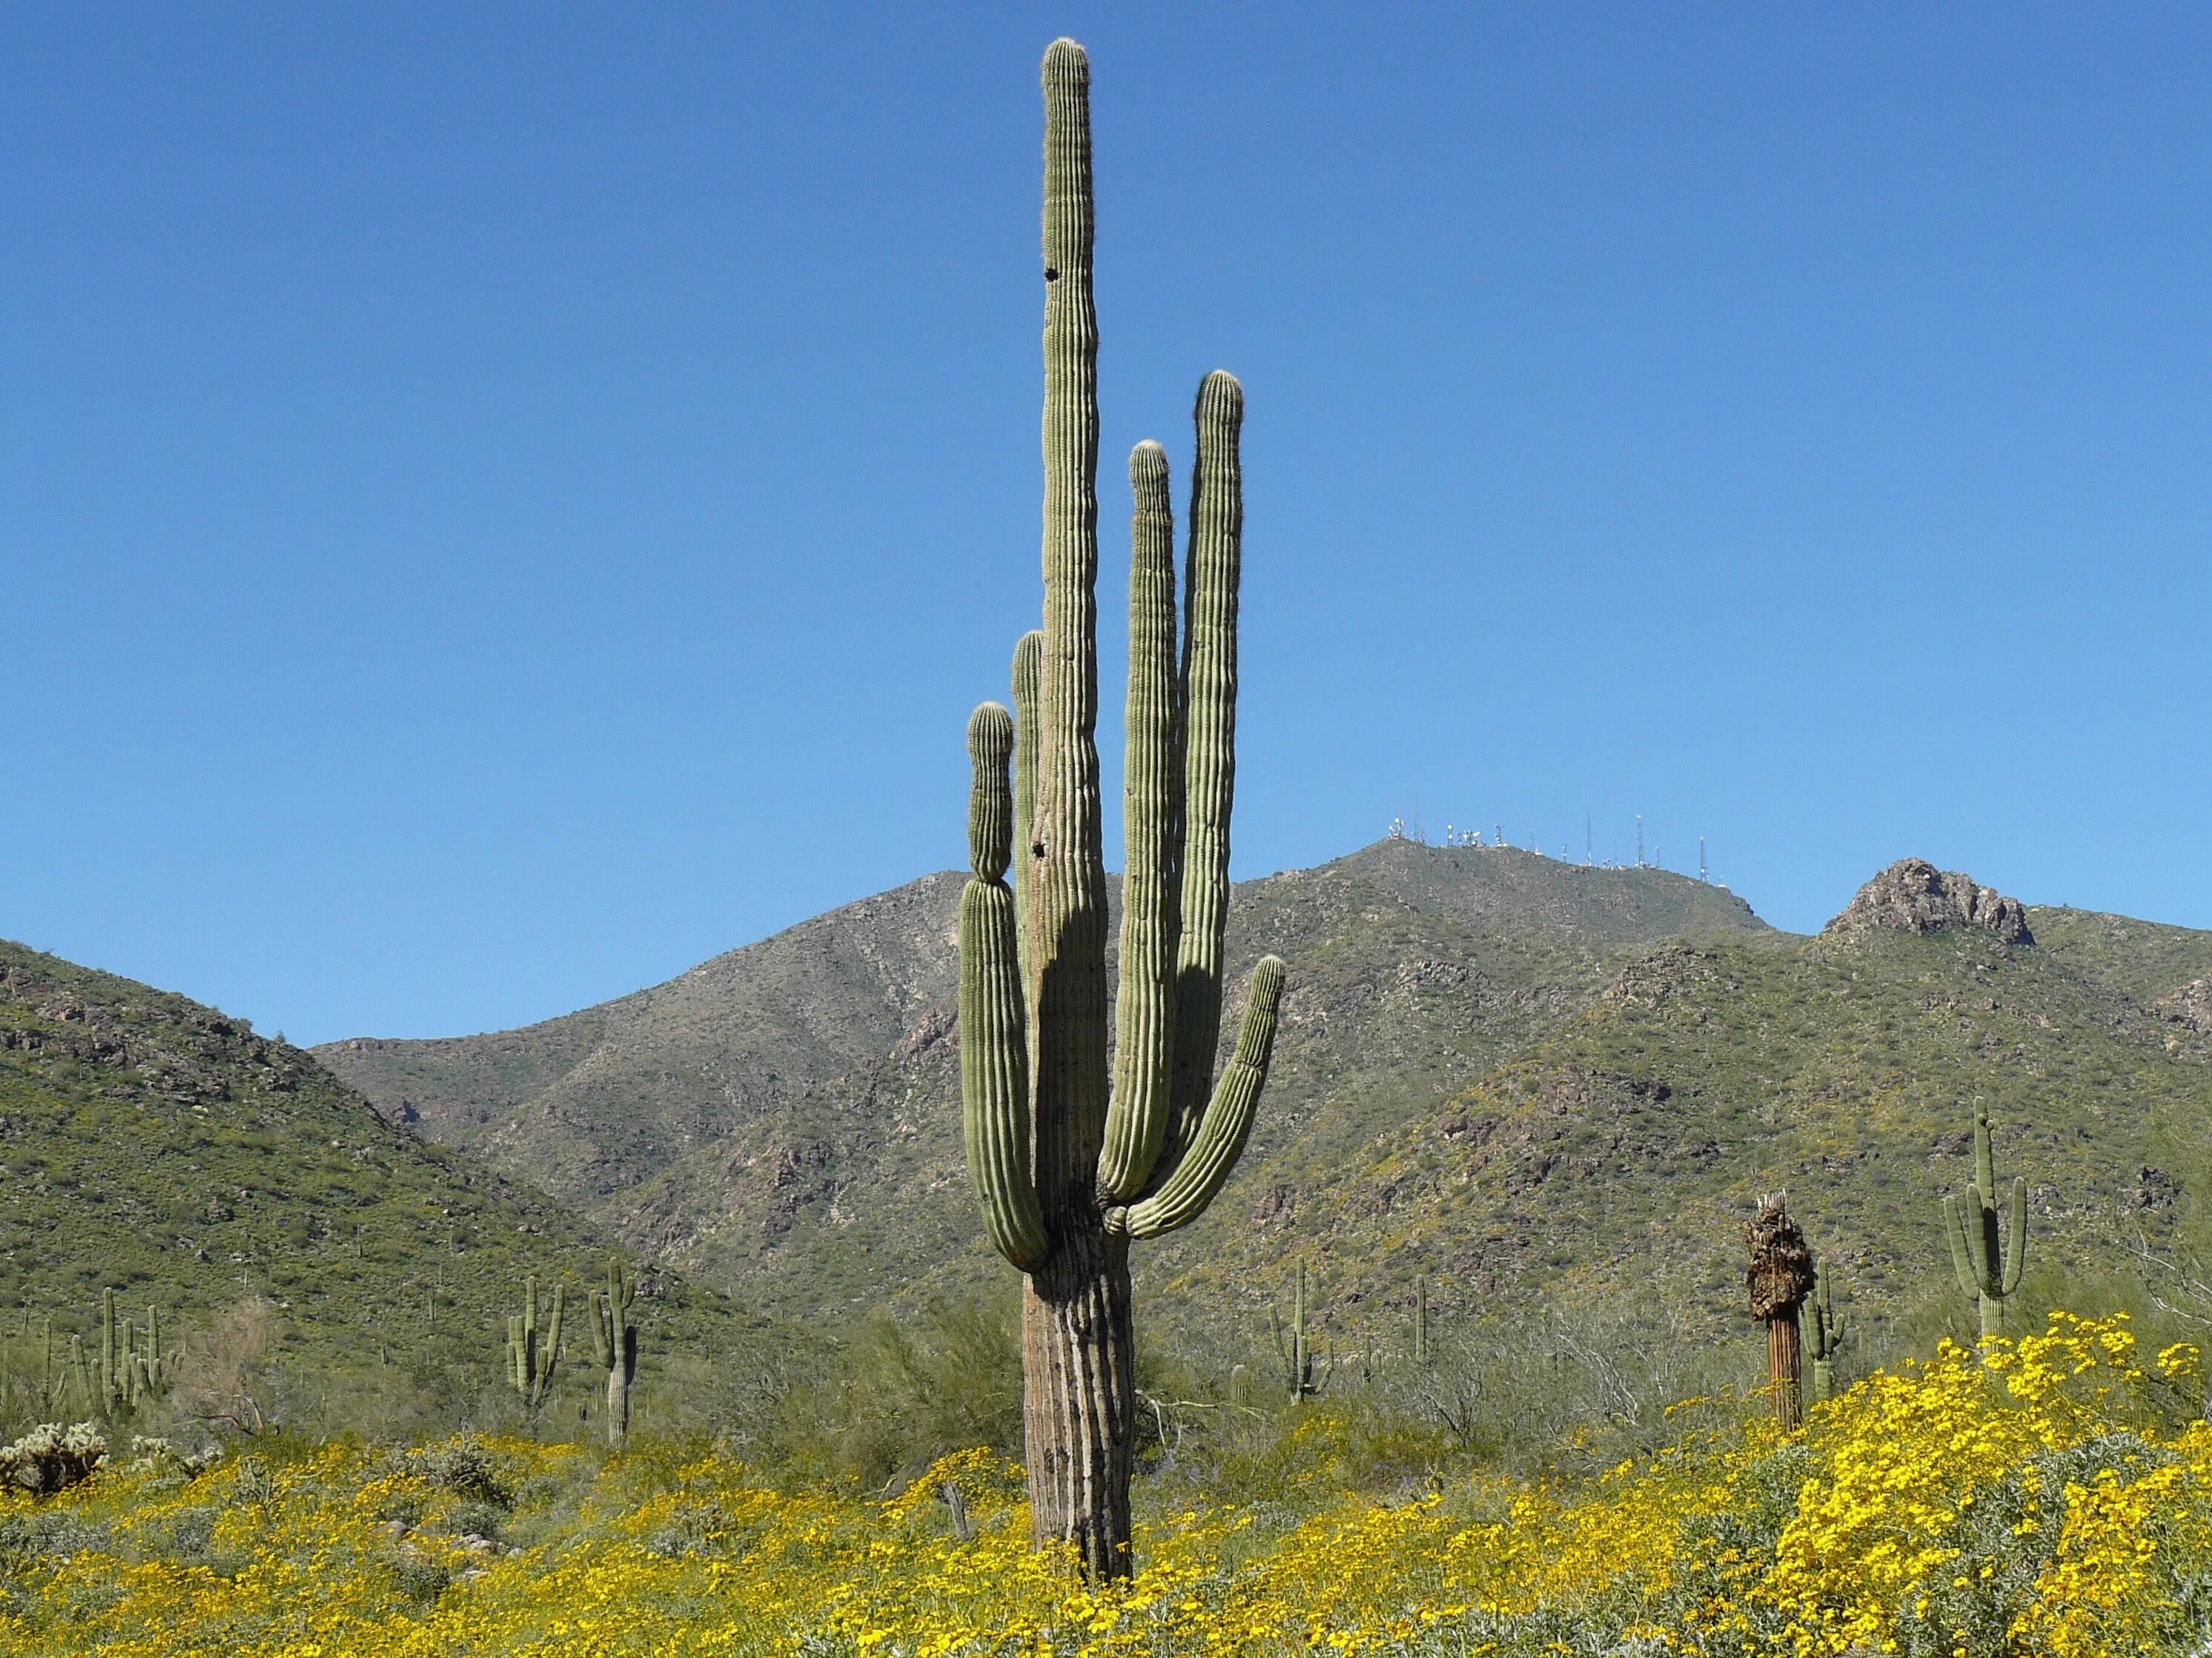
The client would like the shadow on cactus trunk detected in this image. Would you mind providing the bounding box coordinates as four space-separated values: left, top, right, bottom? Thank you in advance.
956 39 1288 1579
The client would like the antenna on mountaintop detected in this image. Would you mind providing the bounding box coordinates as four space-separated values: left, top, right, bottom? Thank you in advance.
1585 813 1592 866
1700 838 1708 883
1635 815 1645 868
1495 823 1504 849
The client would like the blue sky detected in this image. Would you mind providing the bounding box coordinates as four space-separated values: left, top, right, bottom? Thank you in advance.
6 5 2211 1043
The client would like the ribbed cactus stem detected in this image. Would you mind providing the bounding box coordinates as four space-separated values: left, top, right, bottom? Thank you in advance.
956 38 1286 1580
961 704 1047 1269
99 1289 119 1415
1099 441 1182 1200
1942 1108 2028 1339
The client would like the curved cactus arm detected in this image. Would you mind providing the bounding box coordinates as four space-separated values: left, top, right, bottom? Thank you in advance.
1944 1195 1981 1300
2000 1176 2027 1295
1162 373 1245 1167
1113 956 1283 1240
1100 441 1184 1200
961 704 1048 1269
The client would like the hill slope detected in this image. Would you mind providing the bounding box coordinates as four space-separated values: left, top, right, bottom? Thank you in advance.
319 841 1766 1317
0 940 773 1431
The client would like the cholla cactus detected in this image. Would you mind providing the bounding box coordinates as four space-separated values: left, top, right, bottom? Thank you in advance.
1943 1107 2027 1339
957 39 1285 1578
0 1422 107 1495
1746 1195 1815 1431
588 1259 638 1444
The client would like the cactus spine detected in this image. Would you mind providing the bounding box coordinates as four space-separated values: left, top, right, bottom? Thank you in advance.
506 1275 566 1413
1943 1107 2027 1339
1808 1258 1847 1402
1746 1195 1815 1432
956 39 1286 1580
588 1258 638 1444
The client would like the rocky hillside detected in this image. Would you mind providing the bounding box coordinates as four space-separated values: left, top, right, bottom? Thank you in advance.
0 941 774 1428
318 841 1768 1319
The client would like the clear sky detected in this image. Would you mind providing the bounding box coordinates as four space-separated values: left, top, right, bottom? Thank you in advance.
7 6 2211 1044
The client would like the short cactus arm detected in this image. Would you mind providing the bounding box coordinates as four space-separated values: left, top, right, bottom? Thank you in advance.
961 704 1048 1269
1099 440 1184 1200
1944 1195 1981 1300
1115 956 1283 1239
1162 373 1245 1165
1999 1176 2027 1295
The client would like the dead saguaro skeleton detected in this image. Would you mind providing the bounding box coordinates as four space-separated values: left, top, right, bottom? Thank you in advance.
1745 1194 1816 1432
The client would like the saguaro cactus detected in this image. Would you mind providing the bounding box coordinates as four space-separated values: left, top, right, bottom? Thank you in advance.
1413 1275 1431 1367
1943 1107 2027 1339
958 39 1287 1579
1746 1195 1815 1432
93 1292 173 1418
588 1258 638 1444
507 1275 566 1413
1807 1257 1847 1402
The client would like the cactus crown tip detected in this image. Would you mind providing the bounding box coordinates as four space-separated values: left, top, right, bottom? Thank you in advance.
1042 38 1089 76
968 701 1015 756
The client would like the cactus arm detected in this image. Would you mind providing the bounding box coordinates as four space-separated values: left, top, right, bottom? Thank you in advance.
1099 440 1185 1200
1162 373 1246 1165
1030 36 1111 1225
589 1291 613 1371
2001 1176 2027 1295
961 704 1049 1269
1113 957 1284 1239
1944 1195 1981 1300
1010 631 1042 981
543 1284 566 1400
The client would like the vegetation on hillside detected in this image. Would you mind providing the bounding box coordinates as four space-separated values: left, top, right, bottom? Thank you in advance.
0 1312 2204 1654
0 943 795 1439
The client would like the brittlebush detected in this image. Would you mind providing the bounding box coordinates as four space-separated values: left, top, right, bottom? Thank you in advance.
0 1314 2207 1656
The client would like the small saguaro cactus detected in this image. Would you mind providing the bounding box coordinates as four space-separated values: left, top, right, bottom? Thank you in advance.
1807 1258 1847 1403
93 1292 173 1418
1413 1275 1431 1367
1267 1261 1328 1399
1745 1195 1815 1432
588 1258 638 1444
506 1275 566 1413
1943 1107 2027 1339
956 39 1287 1579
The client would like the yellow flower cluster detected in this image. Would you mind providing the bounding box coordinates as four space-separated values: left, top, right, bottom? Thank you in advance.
0 1312 2206 1656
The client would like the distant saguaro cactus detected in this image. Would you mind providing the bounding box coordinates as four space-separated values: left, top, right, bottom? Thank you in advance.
956 40 1286 1580
1807 1258 1847 1402
91 1292 173 1419
588 1259 638 1444
506 1275 565 1413
1943 1108 2027 1339
1746 1195 1815 1432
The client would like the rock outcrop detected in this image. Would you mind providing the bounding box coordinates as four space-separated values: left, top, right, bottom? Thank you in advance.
2155 977 2212 1035
1824 859 2033 945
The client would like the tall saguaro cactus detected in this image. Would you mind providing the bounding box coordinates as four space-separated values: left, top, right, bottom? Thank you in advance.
1943 1107 2027 1339
588 1258 638 1444
507 1275 565 1413
958 39 1287 1579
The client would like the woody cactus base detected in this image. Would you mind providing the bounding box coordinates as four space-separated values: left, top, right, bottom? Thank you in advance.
958 39 1286 1579
1746 1195 1815 1432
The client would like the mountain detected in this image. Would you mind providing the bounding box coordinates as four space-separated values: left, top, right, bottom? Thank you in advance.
0 939 772 1430
319 843 2212 1367
316 840 1769 1319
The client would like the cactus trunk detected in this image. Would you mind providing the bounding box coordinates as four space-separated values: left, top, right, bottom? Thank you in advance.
1766 1313 1804 1432
1746 1195 1815 1433
956 39 1285 1580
